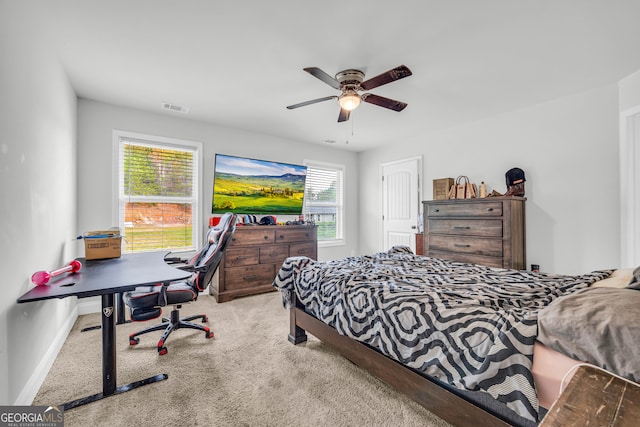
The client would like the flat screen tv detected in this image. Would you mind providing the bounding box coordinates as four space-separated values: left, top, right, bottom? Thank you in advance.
212 154 307 215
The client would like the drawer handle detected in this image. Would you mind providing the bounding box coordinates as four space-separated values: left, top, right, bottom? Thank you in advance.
434 209 440 212
269 251 279 257
279 235 284 239
264 236 270 240
453 226 471 230
297 249 308 254
486 208 494 212
234 256 247 261
243 274 257 280
454 244 471 248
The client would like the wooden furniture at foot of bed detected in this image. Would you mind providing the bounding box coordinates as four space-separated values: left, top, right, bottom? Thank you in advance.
540 365 640 426
287 294 512 427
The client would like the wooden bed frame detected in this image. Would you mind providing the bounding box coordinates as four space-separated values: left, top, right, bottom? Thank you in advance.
287 293 519 427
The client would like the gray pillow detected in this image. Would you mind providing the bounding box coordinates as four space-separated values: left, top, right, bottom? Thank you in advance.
628 266 640 290
537 287 640 382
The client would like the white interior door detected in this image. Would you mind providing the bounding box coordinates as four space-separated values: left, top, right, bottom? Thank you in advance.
620 107 640 267
381 157 422 252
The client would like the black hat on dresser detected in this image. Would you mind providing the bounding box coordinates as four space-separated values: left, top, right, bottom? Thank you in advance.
505 168 526 186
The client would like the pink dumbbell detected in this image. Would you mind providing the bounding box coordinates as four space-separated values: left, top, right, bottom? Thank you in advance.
31 260 82 286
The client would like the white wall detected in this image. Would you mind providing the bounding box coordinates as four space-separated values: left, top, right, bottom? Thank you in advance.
619 69 640 112
77 99 359 261
359 84 621 275
0 3 78 404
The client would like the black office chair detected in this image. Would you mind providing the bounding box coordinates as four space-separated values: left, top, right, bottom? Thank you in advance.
123 213 237 355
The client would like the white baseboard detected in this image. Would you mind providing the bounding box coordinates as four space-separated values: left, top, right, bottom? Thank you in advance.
13 298 101 405
14 304 79 405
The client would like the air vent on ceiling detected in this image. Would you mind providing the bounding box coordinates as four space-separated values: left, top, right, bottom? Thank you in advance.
161 102 190 114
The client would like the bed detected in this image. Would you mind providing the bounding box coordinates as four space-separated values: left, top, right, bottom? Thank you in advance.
273 246 640 426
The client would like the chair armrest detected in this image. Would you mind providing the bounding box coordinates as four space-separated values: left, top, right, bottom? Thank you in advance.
157 283 169 307
176 264 208 273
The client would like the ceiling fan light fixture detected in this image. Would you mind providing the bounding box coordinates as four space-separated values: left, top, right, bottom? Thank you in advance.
339 92 361 111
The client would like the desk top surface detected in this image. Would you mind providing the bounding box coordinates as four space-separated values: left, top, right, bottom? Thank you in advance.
18 252 191 303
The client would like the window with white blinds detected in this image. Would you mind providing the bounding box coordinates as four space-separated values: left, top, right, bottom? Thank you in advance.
303 161 344 245
114 131 201 253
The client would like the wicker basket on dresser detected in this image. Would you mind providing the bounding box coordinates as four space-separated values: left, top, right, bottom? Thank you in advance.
422 197 526 269
210 224 317 302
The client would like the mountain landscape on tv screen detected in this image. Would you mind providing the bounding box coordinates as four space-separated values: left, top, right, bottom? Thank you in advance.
212 171 306 215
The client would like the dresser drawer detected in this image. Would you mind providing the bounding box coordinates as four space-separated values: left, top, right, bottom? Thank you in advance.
225 248 259 267
427 219 503 237
230 229 274 245
428 250 505 268
428 235 503 257
275 227 317 243
223 264 275 290
289 242 316 258
259 244 289 265
427 202 503 217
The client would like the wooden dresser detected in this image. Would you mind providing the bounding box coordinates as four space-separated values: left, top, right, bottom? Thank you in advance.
422 197 525 269
211 224 317 302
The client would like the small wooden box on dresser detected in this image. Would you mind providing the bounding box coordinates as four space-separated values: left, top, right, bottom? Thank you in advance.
422 197 526 269
210 224 317 302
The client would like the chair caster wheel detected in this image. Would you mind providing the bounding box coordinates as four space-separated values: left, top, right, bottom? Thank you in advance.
158 346 168 356
130 337 140 346
206 331 214 339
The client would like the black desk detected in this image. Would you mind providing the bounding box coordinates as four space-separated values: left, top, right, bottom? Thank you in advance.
17 252 190 410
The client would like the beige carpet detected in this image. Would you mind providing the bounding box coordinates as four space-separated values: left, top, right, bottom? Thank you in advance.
34 291 452 427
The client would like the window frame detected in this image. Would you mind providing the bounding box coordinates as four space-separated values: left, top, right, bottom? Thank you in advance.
303 160 345 247
112 130 203 254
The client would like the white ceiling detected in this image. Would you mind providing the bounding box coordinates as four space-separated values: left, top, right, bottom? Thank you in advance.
22 0 640 151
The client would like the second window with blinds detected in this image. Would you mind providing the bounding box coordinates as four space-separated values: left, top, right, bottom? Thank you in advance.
113 130 202 254
303 161 344 246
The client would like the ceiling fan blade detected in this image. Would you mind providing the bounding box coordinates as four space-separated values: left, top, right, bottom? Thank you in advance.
303 67 341 90
337 108 350 122
360 65 412 90
362 93 408 111
287 95 337 110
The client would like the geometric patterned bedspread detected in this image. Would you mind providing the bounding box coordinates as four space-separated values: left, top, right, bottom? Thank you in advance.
273 246 612 422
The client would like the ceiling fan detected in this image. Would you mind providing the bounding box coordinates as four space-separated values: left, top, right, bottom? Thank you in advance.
286 65 412 122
